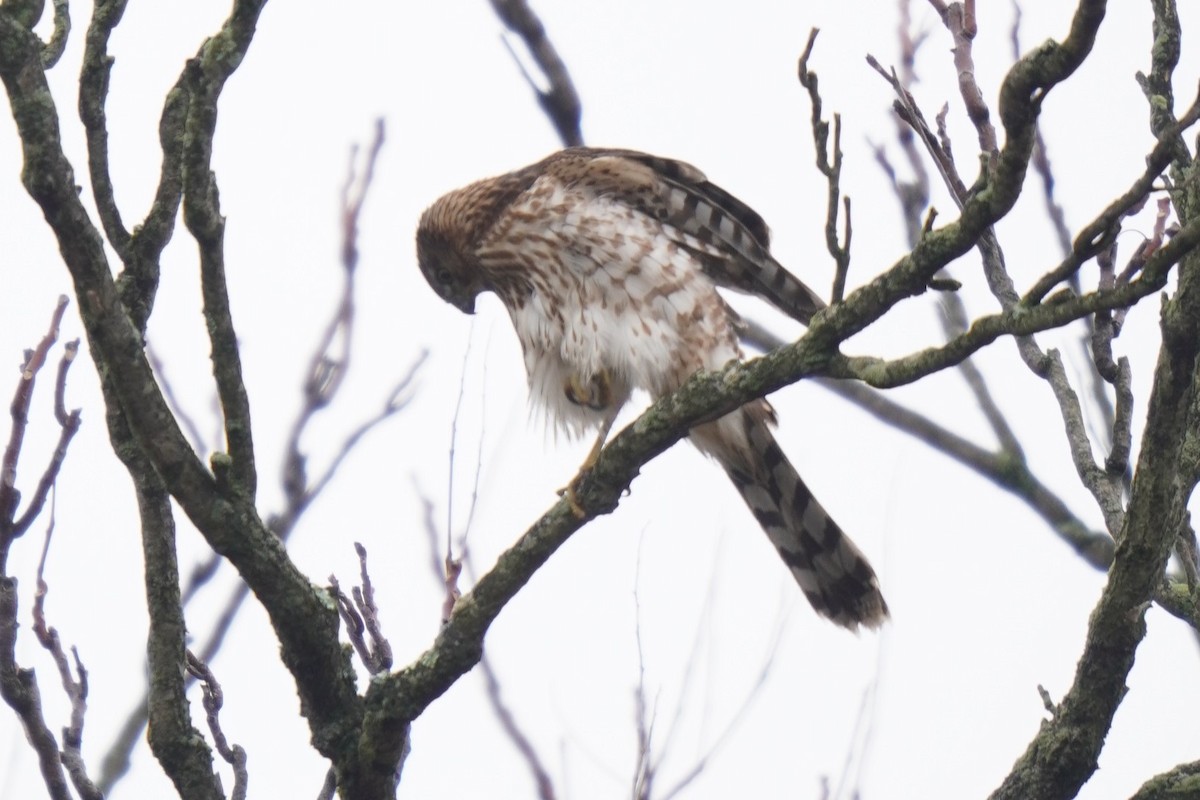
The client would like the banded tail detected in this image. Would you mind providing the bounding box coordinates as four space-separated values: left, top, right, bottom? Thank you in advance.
698 406 888 630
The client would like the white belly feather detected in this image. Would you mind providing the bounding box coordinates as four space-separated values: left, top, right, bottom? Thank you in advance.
503 188 743 439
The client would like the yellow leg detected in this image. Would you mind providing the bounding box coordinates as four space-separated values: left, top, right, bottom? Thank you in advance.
558 400 621 519
581 408 619 470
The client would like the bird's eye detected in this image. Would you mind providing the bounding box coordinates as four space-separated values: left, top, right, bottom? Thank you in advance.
435 268 453 285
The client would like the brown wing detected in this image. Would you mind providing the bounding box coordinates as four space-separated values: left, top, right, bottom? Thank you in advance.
544 147 827 325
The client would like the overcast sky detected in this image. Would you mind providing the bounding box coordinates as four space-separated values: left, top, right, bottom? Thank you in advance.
1 2 1198 798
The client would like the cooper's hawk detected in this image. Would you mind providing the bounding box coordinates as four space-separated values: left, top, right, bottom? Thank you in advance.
416 147 887 630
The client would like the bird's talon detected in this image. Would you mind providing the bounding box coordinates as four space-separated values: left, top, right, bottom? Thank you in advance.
557 476 588 519
566 486 587 518
564 370 614 412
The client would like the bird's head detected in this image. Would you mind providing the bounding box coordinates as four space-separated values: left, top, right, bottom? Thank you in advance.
415 206 485 315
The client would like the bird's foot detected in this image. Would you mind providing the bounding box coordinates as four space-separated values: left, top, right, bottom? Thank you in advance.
556 397 620 519
556 471 589 519
558 442 605 519
564 369 613 411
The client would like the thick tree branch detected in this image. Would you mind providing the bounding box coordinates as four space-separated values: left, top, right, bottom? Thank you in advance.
80 8 191 334
79 0 132 259
1139 0 1187 171
990 232 1200 800
77 0 190 332
98 120 414 795
138 473 224 798
0 4 403 796
3 0 43 39
181 25 261 501
826 218 1199 387
39 0 67 68
1128 759 1200 800
990 2 1200 790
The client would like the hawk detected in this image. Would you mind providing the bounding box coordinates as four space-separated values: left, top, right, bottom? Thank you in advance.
416 147 887 630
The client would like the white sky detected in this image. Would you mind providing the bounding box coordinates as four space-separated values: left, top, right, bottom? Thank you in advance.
1 1 1197 798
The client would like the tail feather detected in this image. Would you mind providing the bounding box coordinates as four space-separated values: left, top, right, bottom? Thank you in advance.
698 406 888 630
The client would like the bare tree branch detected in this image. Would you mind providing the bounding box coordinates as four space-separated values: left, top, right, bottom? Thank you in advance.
4 1 1198 797
331 543 393 676
1127 759 1200 800
490 0 583 147
929 0 996 157
186 651 249 800
867 30 1028 460
183 48 259 502
741 317 1114 568
990 2 1200 793
990 232 1200 798
417 476 555 797
33 501 103 800
0 579 72 800
98 118 422 791
80 0 189 331
0 299 86 800
798 29 853 302
12 342 81 539
0 296 73 554
478 654 557 800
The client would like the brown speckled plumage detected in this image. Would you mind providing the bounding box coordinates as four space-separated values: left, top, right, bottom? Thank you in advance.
416 147 887 630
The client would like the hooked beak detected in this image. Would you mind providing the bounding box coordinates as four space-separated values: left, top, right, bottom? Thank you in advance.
454 295 476 315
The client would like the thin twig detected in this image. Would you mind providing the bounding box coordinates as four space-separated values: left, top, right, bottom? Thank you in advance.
479 655 557 800
659 610 787 800
631 547 657 800
330 543 393 674
798 29 853 302
0 296 70 555
929 0 997 157
186 651 249 800
417 480 556 796
0 300 85 800
33 495 102 800
12 338 82 539
0 577 73 800
447 330 475 561
871 14 1029 458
